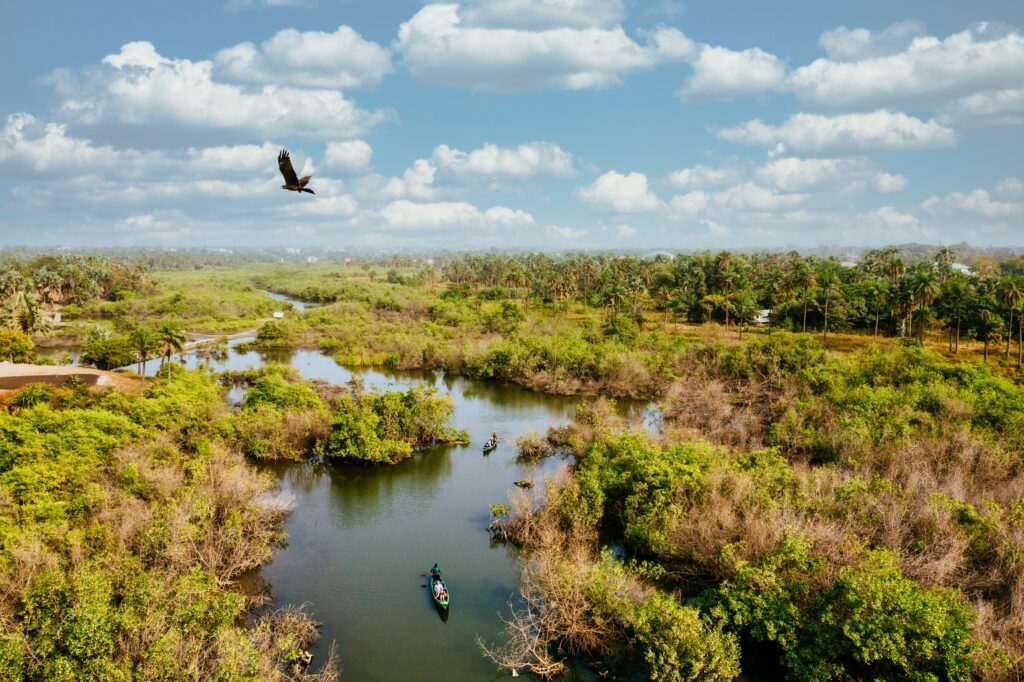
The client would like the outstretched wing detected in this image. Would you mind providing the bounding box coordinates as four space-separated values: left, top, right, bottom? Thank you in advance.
298 175 312 187
278 149 299 186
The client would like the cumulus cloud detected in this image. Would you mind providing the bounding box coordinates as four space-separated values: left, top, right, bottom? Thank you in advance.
383 159 438 199
667 191 709 216
549 224 587 238
322 140 373 173
394 3 694 90
679 45 786 100
379 199 534 229
461 0 625 29
667 164 743 189
941 88 1024 126
874 172 908 193
922 180 1024 220
789 23 1024 109
578 171 660 212
754 157 902 193
818 20 928 61
432 141 574 177
48 41 388 143
213 25 392 89
713 110 956 154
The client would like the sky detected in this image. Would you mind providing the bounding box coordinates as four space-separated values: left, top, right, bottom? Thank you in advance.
1 0 1022 251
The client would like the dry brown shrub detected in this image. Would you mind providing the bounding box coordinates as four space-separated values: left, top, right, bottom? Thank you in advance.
516 432 553 460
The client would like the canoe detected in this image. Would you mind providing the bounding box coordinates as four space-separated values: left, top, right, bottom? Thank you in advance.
430 569 449 609
482 439 497 453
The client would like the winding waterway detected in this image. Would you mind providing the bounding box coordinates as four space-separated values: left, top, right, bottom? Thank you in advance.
148 300 653 680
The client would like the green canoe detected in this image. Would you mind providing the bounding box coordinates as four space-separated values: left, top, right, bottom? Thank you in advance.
482 438 497 453
430 569 449 609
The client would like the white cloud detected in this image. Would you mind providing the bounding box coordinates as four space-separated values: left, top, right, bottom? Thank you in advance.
1 113 120 175
49 41 388 142
679 45 786 100
702 219 731 236
754 157 904 194
874 172 908 193
789 23 1024 109
818 20 928 61
578 171 660 212
614 223 637 237
432 141 574 177
755 157 868 192
667 191 709 216
383 159 438 199
995 177 1024 197
213 25 392 89
322 140 373 173
118 213 171 232
394 4 694 90
941 88 1024 126
713 110 956 154
549 225 587 238
923 183 1024 220
667 164 743 189
461 0 625 29
379 199 534 229
859 206 932 241
712 182 807 211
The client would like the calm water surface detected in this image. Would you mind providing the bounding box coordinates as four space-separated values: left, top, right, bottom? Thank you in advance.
49 295 655 680
177 335 651 680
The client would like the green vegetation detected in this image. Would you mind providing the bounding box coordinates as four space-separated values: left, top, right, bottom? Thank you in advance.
324 385 467 464
5 247 1024 681
0 370 337 681
493 339 1024 681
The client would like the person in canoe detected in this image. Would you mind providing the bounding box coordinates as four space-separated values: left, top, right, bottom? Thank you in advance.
483 433 498 451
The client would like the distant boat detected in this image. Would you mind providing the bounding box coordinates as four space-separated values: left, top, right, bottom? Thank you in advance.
482 436 498 453
429 567 449 609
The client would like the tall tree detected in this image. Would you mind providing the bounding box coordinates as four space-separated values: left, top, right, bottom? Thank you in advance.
157 323 187 378
820 273 842 346
909 267 940 342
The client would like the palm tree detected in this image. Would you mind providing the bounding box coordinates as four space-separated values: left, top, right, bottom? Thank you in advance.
909 268 940 342
790 266 817 332
130 327 158 382
157 323 186 378
865 279 888 339
820 273 842 346
942 278 971 353
998 275 1023 357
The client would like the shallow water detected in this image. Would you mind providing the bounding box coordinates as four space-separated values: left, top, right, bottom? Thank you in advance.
52 295 656 680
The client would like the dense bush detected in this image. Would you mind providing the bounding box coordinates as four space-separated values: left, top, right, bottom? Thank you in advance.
0 330 34 362
0 371 336 680
323 385 465 464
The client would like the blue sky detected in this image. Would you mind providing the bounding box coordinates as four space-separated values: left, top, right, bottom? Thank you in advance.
1 0 1022 250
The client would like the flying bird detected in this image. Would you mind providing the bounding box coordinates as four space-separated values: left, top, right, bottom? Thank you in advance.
278 149 314 195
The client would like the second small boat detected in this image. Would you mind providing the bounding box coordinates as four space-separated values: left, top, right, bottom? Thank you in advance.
482 433 498 453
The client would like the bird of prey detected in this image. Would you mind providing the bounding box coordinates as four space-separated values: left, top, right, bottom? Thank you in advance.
278 149 315 195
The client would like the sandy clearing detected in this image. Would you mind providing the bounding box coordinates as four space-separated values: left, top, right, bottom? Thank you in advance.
0 362 142 394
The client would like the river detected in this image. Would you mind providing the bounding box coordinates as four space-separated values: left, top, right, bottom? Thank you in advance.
141 313 652 680
41 293 654 679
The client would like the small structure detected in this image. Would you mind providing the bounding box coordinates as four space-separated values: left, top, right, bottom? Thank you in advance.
272 311 285 319
951 263 975 276
753 309 772 326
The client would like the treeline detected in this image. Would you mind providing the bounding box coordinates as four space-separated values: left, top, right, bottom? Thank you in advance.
0 255 149 336
442 249 1024 360
488 338 1024 681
